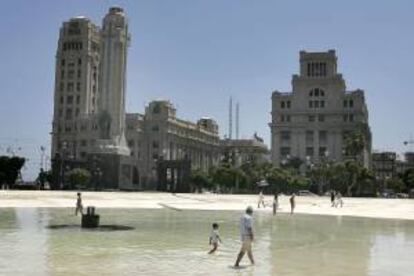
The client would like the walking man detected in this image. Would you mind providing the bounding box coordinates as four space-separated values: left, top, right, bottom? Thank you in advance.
234 206 255 267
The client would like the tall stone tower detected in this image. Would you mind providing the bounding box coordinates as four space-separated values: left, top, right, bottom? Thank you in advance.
96 7 130 155
51 16 101 159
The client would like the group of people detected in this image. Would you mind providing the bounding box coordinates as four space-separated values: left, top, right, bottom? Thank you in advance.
257 191 296 215
330 190 343 208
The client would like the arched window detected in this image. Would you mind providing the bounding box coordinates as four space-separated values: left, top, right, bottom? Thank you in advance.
309 88 325 97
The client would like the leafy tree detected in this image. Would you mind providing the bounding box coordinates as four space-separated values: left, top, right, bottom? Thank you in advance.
266 167 290 193
402 168 414 192
67 168 91 189
212 166 247 192
386 177 405 193
190 169 212 191
0 156 25 188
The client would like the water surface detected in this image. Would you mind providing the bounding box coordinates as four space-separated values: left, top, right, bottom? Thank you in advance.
0 208 413 276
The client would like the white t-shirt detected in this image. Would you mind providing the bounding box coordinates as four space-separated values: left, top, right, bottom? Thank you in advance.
240 213 253 241
210 229 220 243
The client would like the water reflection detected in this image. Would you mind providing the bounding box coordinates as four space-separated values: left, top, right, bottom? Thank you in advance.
0 209 413 276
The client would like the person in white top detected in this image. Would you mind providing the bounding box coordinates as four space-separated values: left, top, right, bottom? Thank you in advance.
234 206 255 267
208 223 222 254
257 190 265 208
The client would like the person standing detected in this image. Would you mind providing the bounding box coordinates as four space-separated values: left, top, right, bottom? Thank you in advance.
273 194 279 215
234 206 255 267
289 193 296 215
257 190 265 208
330 190 335 207
75 192 83 216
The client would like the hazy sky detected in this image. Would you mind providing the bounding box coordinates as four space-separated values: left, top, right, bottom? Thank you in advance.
1 0 414 180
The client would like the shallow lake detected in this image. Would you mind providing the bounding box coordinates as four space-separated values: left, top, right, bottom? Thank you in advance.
0 208 413 276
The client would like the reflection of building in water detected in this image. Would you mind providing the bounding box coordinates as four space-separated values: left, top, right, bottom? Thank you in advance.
269 50 372 168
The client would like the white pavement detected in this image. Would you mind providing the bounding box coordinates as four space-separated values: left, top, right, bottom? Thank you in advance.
1 190 414 220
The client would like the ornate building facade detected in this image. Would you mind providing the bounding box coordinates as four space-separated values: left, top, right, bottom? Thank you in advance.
51 8 221 190
270 50 371 168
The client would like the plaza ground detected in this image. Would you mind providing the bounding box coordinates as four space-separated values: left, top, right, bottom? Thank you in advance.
1 190 413 220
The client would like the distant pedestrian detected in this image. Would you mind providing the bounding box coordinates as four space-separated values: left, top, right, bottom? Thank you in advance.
257 190 265 208
75 192 83 216
208 223 222 254
330 190 335 207
234 206 255 267
335 192 343 208
290 193 296 215
273 194 279 215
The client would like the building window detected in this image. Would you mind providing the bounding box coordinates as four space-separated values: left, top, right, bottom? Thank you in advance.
349 114 354 122
306 131 314 144
153 141 159 148
309 88 325 97
319 147 327 157
61 70 65 79
286 115 291 122
60 82 64 92
76 82 81 92
128 140 134 147
67 95 73 104
152 125 159 132
343 100 348 108
308 115 315 122
76 95 80 104
281 101 285 109
78 58 82 65
77 69 81 78
81 140 87 147
281 131 291 142
280 115 285 122
318 114 325 122
320 101 325 108
61 59 65 67
67 82 74 92
306 147 314 157
152 152 159 160
349 100 354 108
60 96 64 104
66 108 73 119
343 114 348 122
58 109 63 118
286 101 291 108
309 101 313 108
319 131 327 144
314 101 319 108
92 85 96 93
68 70 75 79
280 147 291 157
75 108 79 117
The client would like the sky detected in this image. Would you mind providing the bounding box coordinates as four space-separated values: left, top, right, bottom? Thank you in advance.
1 0 414 180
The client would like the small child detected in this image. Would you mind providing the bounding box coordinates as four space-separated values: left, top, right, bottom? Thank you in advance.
75 192 83 216
208 223 222 254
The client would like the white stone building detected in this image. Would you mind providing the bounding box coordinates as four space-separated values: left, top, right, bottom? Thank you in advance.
269 50 371 168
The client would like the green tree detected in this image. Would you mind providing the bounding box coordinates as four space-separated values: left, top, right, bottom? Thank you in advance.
67 168 91 189
402 168 414 192
190 169 212 192
0 156 26 188
212 166 247 192
266 167 290 193
386 177 405 193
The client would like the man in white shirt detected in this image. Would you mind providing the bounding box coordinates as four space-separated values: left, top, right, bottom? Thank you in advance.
234 206 255 267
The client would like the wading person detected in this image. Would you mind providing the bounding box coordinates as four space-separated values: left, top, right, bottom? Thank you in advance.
273 194 279 215
75 192 83 216
234 206 255 267
331 190 335 207
290 193 296 215
257 190 265 208
208 223 222 254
